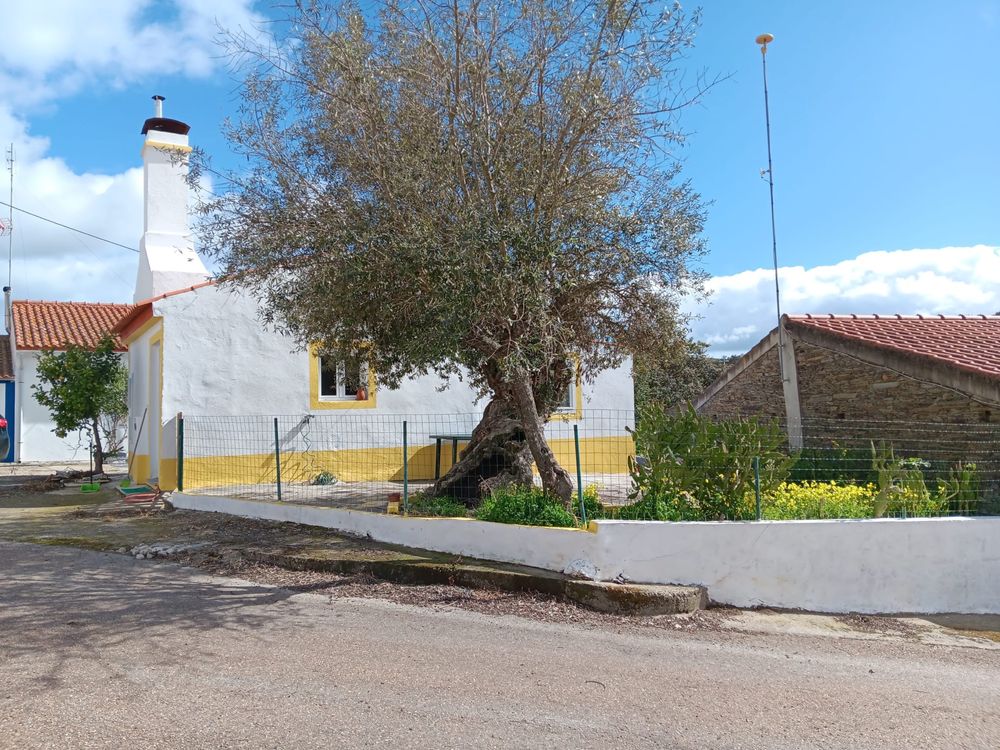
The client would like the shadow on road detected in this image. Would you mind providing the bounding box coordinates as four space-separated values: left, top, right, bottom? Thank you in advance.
0 542 304 697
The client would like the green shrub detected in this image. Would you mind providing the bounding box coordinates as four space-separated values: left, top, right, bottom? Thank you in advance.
936 462 981 515
870 442 942 517
311 471 337 486
476 485 577 527
628 404 791 521
611 495 677 521
762 480 948 520
763 481 876 520
788 446 877 484
407 493 468 518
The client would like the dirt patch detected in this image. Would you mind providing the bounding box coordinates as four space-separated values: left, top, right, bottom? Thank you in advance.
837 613 920 637
189 552 739 635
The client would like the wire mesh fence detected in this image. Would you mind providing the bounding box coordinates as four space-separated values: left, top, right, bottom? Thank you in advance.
177 409 1000 522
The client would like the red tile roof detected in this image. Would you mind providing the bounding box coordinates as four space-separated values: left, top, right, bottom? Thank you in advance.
0 336 12 380
787 314 1000 381
12 301 133 351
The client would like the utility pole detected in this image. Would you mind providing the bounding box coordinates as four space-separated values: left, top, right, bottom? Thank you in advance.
4 144 11 290
756 33 786 382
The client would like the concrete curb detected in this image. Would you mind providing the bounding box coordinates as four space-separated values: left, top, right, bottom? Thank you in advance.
244 548 707 616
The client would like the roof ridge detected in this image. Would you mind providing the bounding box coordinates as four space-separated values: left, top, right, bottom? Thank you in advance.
131 279 217 307
12 299 133 307
787 313 1000 321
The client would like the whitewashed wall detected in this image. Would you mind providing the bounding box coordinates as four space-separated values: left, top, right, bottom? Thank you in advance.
15 350 127 462
169 493 1000 615
155 283 634 451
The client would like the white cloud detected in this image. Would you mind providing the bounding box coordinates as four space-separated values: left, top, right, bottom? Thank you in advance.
688 245 1000 356
0 1 255 303
0 0 265 106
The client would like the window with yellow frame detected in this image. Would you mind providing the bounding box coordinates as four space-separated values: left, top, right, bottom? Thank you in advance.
308 345 377 410
551 357 583 421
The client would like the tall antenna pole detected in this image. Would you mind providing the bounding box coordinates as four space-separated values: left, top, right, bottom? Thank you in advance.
756 33 786 381
5 144 12 290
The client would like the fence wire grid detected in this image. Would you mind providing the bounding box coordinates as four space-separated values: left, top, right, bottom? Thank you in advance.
178 410 1000 522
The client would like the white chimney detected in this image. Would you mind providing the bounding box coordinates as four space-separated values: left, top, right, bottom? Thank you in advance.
134 95 210 302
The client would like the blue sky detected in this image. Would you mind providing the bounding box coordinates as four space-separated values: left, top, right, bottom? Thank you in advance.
1 0 998 354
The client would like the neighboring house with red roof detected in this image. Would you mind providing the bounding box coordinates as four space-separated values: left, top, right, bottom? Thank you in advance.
694 313 1000 449
2 298 131 462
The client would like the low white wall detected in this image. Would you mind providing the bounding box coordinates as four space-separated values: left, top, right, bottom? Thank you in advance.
593 518 1000 615
170 493 1000 615
171 493 594 573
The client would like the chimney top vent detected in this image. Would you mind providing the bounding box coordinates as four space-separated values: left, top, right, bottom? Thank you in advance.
141 94 190 136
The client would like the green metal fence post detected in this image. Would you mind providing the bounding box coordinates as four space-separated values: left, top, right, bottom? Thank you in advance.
402 420 409 513
176 412 184 493
274 417 282 502
574 424 586 525
753 455 762 520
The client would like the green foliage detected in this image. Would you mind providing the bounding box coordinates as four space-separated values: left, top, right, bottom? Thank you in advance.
628 404 791 521
199 0 715 500
310 471 338 485
32 336 126 471
870 442 934 518
762 482 877 520
763 479 948 520
935 462 981 515
788 446 877 484
407 493 468 518
476 485 577 528
633 341 735 413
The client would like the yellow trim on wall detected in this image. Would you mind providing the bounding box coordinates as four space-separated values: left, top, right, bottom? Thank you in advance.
124 315 163 345
158 458 178 491
308 344 378 410
148 328 165 480
129 453 152 486
143 141 194 155
179 436 633 489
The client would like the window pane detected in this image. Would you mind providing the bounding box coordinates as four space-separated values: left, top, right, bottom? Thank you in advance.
559 385 573 409
319 356 338 396
344 362 365 399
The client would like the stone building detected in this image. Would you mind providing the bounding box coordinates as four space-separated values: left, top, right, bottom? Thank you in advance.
695 314 1000 453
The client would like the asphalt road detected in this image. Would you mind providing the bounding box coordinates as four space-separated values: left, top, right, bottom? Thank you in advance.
1 541 998 749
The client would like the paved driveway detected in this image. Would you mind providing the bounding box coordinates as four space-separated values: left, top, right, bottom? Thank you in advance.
1 541 998 749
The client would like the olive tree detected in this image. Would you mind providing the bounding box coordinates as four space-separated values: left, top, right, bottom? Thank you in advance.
200 0 713 505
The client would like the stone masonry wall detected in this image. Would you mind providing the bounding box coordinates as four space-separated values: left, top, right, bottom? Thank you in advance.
794 340 995 425
698 347 785 419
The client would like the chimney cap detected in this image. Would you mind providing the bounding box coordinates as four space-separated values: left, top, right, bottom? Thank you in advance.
141 117 191 136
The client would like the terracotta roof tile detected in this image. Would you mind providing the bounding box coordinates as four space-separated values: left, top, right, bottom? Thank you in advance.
12 301 133 352
0 336 12 380
787 314 1000 381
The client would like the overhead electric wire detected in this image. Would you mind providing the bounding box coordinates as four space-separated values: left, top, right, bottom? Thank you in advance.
0 199 139 253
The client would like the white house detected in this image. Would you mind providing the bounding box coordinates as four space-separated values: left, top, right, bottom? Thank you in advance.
116 99 635 491
0 296 130 463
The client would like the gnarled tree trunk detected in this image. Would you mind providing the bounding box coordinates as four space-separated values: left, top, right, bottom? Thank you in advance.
510 376 575 506
428 395 534 506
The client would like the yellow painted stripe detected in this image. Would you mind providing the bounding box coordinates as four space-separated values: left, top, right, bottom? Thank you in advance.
176 436 633 489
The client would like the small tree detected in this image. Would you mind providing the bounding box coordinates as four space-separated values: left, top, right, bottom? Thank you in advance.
201 0 716 505
32 335 127 474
